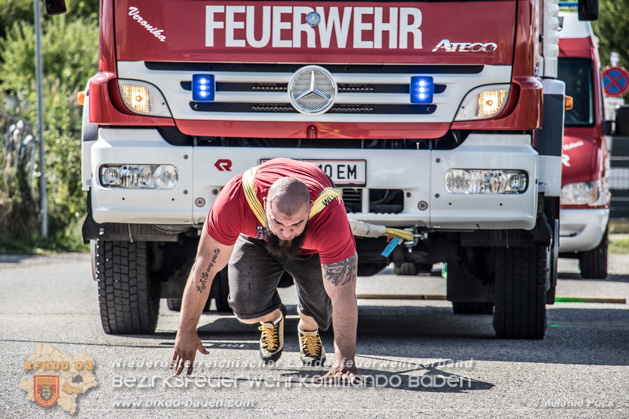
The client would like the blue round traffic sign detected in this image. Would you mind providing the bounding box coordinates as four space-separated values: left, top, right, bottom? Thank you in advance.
602 66 629 97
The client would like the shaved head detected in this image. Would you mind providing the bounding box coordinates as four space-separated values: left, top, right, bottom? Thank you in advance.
267 177 310 216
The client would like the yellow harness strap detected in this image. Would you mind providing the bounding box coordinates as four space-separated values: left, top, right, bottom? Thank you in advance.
241 165 343 228
242 166 266 226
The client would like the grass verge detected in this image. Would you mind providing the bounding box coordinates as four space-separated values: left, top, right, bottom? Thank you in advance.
0 220 88 255
610 235 629 254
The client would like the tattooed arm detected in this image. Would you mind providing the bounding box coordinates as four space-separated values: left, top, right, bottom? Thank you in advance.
172 223 234 375
320 252 360 381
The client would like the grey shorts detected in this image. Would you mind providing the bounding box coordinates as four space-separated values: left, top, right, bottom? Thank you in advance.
227 234 332 331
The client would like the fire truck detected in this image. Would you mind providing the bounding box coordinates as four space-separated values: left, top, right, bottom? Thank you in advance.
67 0 599 338
557 11 611 279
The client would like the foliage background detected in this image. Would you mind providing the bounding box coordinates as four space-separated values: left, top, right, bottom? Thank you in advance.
0 0 98 252
592 0 629 70
0 0 627 253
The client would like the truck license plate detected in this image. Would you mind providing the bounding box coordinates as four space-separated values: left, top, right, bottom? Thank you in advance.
308 160 366 186
260 159 366 186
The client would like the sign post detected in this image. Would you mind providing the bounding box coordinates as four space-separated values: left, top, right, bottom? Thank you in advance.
34 0 48 238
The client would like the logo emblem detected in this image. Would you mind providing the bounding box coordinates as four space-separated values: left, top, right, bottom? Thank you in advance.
21 344 98 414
255 225 267 240
306 11 321 27
288 66 337 115
34 376 59 407
214 159 232 171
432 39 498 53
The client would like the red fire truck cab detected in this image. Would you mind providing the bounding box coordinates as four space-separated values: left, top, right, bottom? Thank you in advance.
557 11 611 279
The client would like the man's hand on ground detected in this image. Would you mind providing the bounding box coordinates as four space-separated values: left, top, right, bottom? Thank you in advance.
317 358 361 384
170 331 209 376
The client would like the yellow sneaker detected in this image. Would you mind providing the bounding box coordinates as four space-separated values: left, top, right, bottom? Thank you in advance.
258 305 286 364
299 329 326 366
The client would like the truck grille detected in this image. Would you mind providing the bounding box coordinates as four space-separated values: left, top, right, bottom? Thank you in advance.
180 81 446 95
119 62 511 124
182 80 443 114
190 102 436 115
118 61 506 124
342 188 362 213
156 126 464 149
340 188 404 214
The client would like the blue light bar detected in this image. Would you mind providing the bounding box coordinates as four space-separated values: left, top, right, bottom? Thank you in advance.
192 74 215 102
410 76 434 104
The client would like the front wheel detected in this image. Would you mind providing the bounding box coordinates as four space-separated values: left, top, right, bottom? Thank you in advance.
493 246 547 339
212 269 231 312
167 298 214 312
97 240 160 334
579 228 609 279
394 262 418 276
166 299 182 311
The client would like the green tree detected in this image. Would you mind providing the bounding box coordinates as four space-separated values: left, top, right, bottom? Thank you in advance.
0 14 97 246
592 0 629 69
0 0 99 41
0 0 34 41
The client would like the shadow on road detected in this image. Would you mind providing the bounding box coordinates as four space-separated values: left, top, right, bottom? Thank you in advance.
276 362 494 393
188 303 629 367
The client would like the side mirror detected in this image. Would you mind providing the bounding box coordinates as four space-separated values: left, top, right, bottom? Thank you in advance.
602 121 614 136
577 0 598 21
44 0 67 15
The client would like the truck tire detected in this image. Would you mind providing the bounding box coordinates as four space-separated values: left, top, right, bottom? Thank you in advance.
493 246 547 339
90 240 97 281
393 262 433 276
394 262 418 276
213 269 232 312
579 228 608 279
97 240 160 334
452 302 494 314
166 299 181 311
168 298 215 312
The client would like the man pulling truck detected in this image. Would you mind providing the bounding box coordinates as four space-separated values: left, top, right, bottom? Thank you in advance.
43 0 601 343
171 158 360 382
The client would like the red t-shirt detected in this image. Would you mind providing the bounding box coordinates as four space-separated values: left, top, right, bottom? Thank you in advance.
205 158 356 265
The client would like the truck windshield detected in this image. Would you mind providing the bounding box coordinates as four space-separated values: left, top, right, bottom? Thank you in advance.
558 57 594 127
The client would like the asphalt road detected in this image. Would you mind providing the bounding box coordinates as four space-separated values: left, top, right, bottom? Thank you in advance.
1 253 628 418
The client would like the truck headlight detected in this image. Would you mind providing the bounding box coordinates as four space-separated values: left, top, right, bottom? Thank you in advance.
445 169 528 194
118 80 172 117
100 164 178 189
561 181 602 205
455 84 510 120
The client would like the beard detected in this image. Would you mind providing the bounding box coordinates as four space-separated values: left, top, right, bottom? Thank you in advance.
266 226 308 259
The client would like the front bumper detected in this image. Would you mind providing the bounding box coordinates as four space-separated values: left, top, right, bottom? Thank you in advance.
89 128 540 231
559 208 609 253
